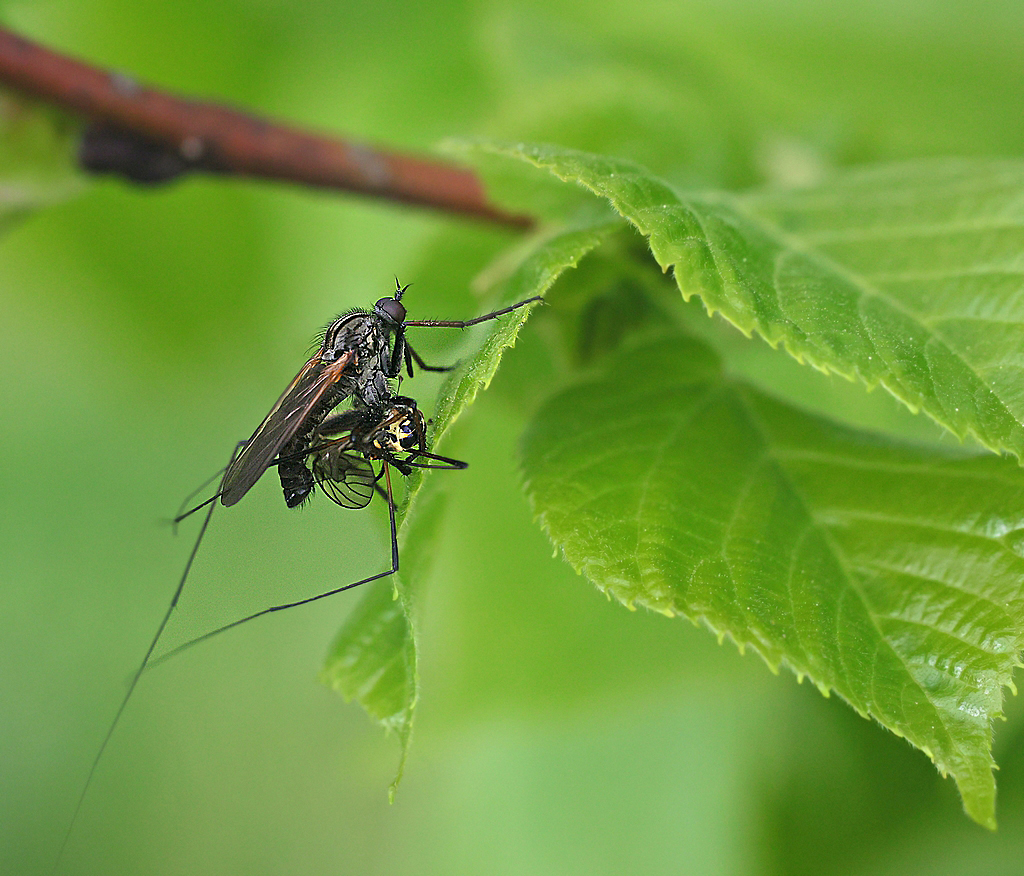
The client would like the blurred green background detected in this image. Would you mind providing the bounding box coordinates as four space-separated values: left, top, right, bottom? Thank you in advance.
3 1 1024 874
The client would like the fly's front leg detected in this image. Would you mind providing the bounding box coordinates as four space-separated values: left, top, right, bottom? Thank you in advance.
403 295 544 329
405 342 458 374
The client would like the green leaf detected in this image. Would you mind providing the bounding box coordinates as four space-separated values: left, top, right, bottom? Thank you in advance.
487 143 1024 460
319 577 416 796
520 330 1024 827
0 88 85 225
319 222 608 789
428 221 613 448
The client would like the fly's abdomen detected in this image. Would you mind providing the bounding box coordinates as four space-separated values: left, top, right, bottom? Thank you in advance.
278 453 314 508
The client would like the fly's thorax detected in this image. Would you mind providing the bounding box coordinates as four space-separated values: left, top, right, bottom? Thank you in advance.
318 309 393 406
320 311 381 364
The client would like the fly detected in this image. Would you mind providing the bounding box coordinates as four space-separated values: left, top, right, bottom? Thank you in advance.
221 280 541 507
55 283 542 868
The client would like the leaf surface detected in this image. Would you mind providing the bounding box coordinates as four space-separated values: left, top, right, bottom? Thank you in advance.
520 330 1024 827
489 144 1024 459
0 88 85 227
320 223 608 785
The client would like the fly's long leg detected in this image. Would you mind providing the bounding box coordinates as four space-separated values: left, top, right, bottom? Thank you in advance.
172 492 221 531
172 440 248 528
398 295 543 374
405 450 469 470
403 295 543 328
404 341 456 375
172 467 225 529
148 463 402 669
54 445 231 869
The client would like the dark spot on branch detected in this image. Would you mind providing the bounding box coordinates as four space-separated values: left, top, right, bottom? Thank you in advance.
79 123 191 184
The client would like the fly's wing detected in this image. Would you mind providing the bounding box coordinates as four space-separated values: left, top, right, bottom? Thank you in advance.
312 448 376 509
220 350 357 507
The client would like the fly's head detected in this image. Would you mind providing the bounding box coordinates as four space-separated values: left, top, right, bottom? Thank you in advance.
374 278 410 331
371 397 425 456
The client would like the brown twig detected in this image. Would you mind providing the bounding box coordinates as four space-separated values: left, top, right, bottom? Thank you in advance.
0 27 532 228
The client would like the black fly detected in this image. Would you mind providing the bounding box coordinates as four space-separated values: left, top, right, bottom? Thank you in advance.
55 283 542 868
221 280 540 507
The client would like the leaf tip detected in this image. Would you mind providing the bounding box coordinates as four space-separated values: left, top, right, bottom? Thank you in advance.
388 747 408 803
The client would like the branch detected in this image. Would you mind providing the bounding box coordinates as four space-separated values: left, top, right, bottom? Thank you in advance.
0 27 532 229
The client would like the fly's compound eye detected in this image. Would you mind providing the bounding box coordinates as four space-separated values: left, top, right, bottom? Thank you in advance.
399 408 425 450
399 428 419 450
371 414 417 454
375 297 407 326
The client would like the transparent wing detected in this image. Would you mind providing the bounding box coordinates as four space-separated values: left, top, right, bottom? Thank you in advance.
312 448 377 509
220 350 356 507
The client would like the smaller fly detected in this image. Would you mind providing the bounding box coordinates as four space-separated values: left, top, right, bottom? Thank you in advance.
276 394 432 509
301 393 464 509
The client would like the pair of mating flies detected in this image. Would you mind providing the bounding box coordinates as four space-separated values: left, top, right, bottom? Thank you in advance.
57 282 541 866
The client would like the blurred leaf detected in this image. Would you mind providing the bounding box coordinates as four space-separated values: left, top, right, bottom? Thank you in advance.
0 88 85 225
521 329 1024 827
487 143 1024 460
319 222 607 786
319 578 415 792
475 10 763 191
428 221 614 447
